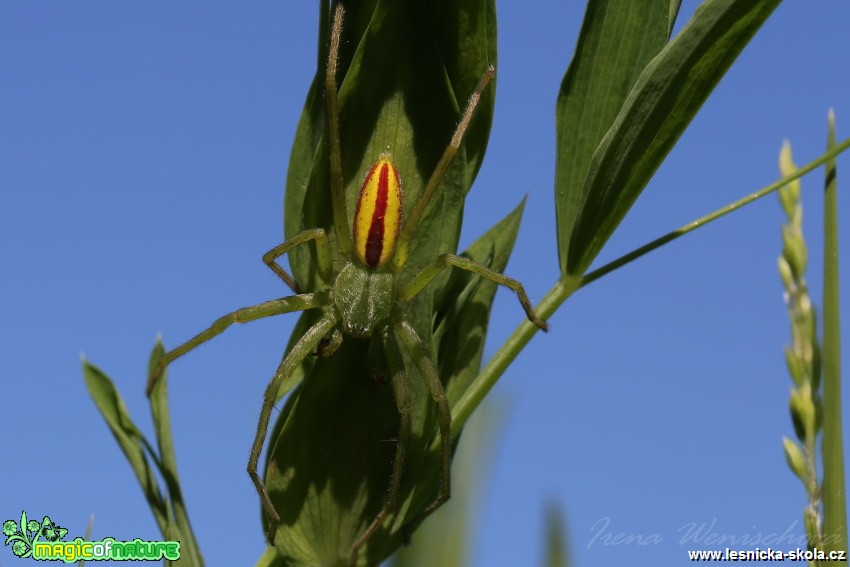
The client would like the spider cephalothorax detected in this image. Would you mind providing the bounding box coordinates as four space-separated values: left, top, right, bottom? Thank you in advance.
332 262 395 339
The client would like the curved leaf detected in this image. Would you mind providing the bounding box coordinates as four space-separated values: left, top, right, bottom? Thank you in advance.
563 0 781 277
555 0 671 276
83 359 169 533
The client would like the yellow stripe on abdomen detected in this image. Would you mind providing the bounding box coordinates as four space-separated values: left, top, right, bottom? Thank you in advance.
353 155 402 268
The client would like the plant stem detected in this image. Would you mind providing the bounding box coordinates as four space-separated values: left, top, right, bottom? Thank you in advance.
821 110 847 563
451 136 850 437
582 136 850 286
451 277 580 437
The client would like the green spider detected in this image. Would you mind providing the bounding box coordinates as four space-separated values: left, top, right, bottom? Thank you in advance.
145 1 547 562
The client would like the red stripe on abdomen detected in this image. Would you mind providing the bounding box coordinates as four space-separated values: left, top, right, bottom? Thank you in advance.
364 163 389 267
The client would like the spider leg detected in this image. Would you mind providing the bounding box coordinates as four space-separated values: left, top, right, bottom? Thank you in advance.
251 311 339 545
325 0 353 256
262 228 333 293
400 253 549 331
146 291 331 396
392 66 495 271
394 318 452 527
349 330 412 565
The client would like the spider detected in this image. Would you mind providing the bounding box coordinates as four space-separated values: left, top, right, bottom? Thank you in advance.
145 0 547 562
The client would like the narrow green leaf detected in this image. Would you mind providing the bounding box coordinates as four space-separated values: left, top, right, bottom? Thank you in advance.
76 514 94 567
544 502 571 567
668 0 683 38
282 0 333 288
147 344 204 567
437 198 527 407
555 0 670 276
565 0 781 277
821 109 847 561
84 354 204 566
81 359 169 533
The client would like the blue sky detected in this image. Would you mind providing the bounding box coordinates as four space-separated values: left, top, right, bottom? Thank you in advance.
2 1 849 566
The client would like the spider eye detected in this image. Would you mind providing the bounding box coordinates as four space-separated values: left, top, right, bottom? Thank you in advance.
353 156 402 268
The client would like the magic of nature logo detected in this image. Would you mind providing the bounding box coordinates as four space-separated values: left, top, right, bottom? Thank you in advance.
3 510 180 562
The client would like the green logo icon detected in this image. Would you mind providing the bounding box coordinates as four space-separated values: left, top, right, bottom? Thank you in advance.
2 511 67 558
3 510 180 562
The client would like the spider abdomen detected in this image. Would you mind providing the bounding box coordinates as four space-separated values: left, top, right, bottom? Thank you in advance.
353 156 402 268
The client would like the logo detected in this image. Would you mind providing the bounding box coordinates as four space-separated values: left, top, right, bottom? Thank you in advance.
3 511 180 562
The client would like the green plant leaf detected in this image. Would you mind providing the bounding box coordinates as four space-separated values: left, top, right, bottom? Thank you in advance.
821 109 847 560
262 199 525 565
84 352 204 566
563 0 781 277
544 502 571 567
555 0 671 277
668 0 683 37
437 199 527 407
82 359 169 533
147 343 204 567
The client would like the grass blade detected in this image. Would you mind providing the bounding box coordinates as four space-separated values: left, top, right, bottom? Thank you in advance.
544 503 571 567
147 343 204 566
84 352 204 566
821 109 847 561
81 359 169 533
